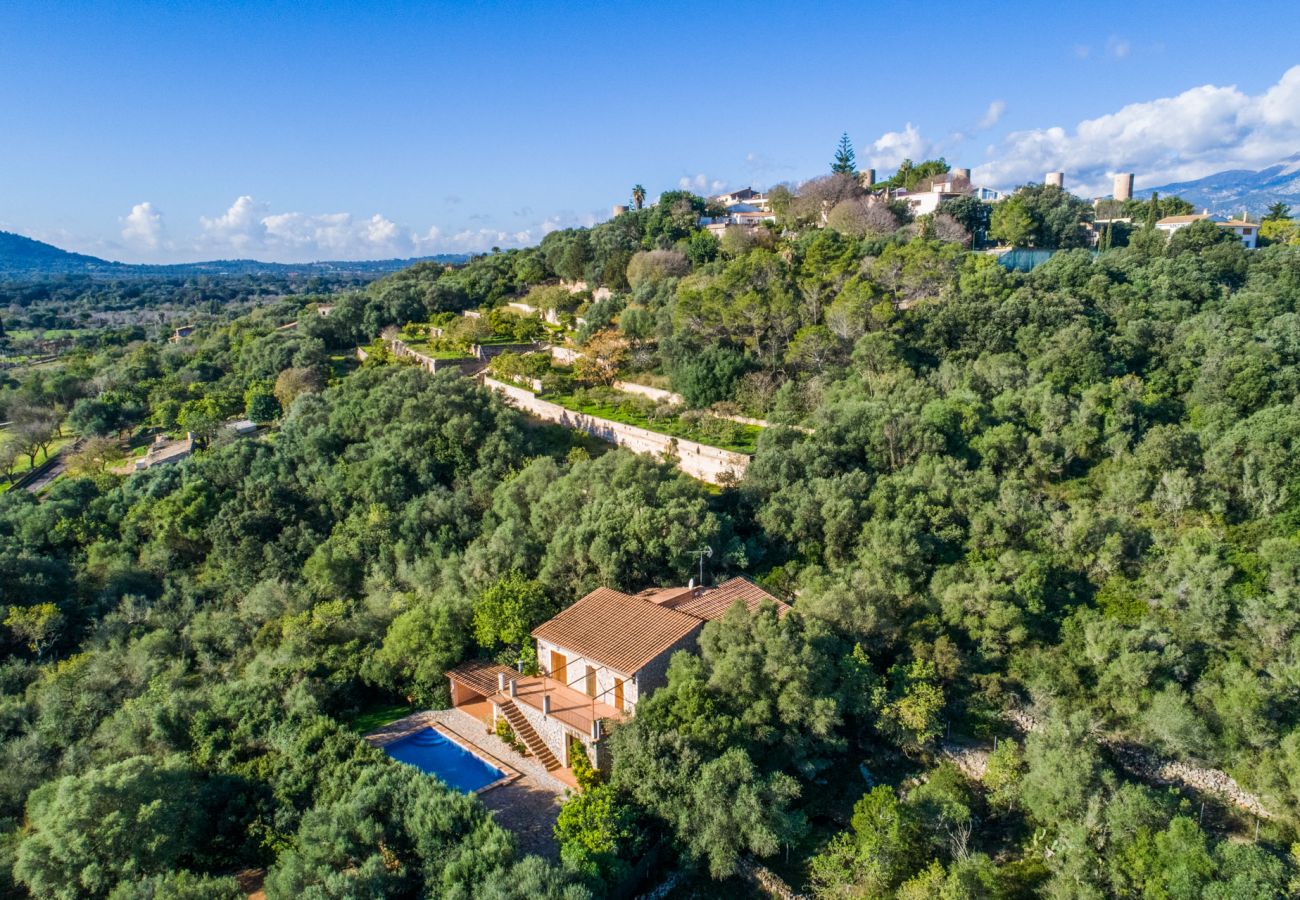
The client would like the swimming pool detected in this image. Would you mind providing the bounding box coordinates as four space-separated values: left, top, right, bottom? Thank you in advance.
382 728 505 793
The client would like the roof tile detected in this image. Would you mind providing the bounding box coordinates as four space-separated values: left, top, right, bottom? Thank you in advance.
532 588 702 674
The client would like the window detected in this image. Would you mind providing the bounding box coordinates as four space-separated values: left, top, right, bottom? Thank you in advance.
614 678 624 711
585 665 596 698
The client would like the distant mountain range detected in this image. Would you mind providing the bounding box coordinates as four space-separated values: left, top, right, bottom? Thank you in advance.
1141 153 1300 217
0 230 469 280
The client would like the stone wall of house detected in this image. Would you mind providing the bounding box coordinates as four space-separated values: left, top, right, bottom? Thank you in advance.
509 690 600 771
483 377 750 485
510 691 571 760
536 637 635 710
633 630 701 697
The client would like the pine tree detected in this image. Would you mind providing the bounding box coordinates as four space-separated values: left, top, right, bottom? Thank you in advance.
1265 202 1291 222
831 133 857 176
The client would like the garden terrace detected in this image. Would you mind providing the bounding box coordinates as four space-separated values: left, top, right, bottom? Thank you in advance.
539 386 761 455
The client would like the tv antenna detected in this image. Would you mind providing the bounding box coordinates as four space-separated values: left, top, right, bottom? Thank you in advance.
688 546 713 587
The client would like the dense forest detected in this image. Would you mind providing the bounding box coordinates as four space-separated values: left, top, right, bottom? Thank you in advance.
3 175 1300 898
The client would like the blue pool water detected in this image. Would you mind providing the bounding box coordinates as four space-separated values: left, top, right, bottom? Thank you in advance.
383 728 504 793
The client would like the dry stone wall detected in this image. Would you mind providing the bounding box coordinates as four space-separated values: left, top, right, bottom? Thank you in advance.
483 377 750 485
613 380 683 405
1001 708 1273 819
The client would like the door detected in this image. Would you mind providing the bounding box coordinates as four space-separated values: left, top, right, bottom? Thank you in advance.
585 665 597 698
550 650 567 686
613 678 624 711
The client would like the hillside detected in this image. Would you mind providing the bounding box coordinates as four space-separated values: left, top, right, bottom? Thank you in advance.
0 229 468 280
1142 152 1300 216
3 179 1300 898
0 230 126 276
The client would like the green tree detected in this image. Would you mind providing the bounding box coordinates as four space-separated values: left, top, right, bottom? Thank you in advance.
810 786 924 896
631 184 647 210
244 383 281 423
5 603 63 659
13 758 216 899
831 132 857 176
176 397 226 446
553 784 637 884
989 195 1034 247
472 573 554 658
672 345 749 407
1264 201 1290 221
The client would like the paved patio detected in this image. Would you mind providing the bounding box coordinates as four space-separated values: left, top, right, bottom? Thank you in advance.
366 707 571 859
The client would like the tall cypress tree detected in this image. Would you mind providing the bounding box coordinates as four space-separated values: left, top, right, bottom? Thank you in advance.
831 133 857 176
1145 191 1161 229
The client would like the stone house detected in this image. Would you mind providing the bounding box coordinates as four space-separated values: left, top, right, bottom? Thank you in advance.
446 577 789 778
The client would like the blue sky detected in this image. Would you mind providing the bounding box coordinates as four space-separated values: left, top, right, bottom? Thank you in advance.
2 0 1298 263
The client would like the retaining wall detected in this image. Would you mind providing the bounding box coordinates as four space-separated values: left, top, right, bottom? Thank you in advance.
613 380 683 405
389 339 479 375
548 345 581 364
483 377 750 485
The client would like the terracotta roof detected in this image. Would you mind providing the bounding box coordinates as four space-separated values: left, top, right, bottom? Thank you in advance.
1156 214 1210 225
532 588 703 674
633 586 695 606
663 577 791 620
1218 219 1257 228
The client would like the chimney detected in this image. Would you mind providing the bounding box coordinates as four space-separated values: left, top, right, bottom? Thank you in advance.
688 577 695 590
1045 172 1065 189
497 672 506 693
1113 172 1134 202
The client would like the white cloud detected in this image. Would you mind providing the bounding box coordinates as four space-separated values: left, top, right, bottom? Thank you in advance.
120 201 165 249
868 123 933 168
199 195 268 252
678 173 727 194
978 100 1006 130
1107 35 1131 59
189 196 558 261
972 65 1300 196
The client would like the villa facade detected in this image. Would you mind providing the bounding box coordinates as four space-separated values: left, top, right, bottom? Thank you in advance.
446 577 789 777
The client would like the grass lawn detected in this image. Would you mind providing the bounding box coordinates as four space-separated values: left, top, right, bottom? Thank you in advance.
398 333 475 360
544 391 761 455
328 353 360 378
344 701 417 734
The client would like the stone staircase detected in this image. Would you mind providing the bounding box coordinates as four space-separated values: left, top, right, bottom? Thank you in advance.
498 699 561 771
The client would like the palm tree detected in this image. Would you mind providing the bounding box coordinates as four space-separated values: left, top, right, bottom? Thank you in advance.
631 184 646 210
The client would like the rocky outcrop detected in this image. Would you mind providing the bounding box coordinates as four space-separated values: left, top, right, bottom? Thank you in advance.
737 858 806 900
999 708 1273 820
